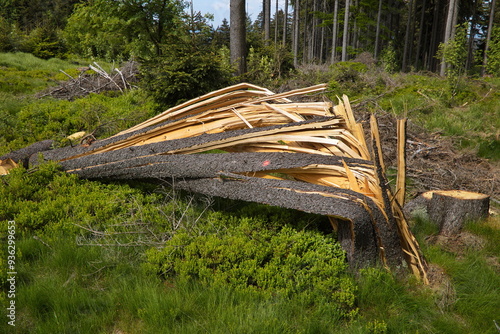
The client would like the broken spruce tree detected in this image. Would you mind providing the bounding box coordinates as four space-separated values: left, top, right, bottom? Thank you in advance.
0 83 429 283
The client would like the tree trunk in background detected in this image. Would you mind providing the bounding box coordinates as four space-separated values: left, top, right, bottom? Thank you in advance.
414 0 426 69
440 0 458 76
466 0 478 71
293 0 299 67
428 0 441 72
331 0 339 63
283 0 288 46
230 0 246 76
374 0 383 59
342 0 350 61
264 0 271 45
402 0 414 72
274 0 279 45
483 0 497 75
319 0 326 63
303 0 308 62
352 0 359 51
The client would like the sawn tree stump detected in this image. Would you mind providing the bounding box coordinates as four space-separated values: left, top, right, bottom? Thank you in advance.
411 190 490 235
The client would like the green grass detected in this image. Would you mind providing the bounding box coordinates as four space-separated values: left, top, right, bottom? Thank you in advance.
339 71 500 160
0 52 80 72
1 165 497 333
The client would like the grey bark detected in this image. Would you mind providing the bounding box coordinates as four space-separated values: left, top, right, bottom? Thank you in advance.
406 191 490 236
0 140 54 168
374 0 383 59
264 0 271 44
483 0 497 75
440 0 458 76
331 0 339 63
402 0 414 72
342 0 350 62
282 0 288 46
292 0 300 67
230 0 247 76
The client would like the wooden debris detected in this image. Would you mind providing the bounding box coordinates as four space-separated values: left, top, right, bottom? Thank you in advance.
4 83 430 283
0 158 18 175
0 139 54 169
37 61 139 100
396 118 407 207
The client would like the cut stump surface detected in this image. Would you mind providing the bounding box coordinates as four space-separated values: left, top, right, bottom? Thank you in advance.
415 190 490 235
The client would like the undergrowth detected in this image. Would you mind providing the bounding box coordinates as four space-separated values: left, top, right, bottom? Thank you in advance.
0 53 499 333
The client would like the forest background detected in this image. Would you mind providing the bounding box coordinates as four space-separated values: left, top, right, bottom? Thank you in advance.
0 0 499 333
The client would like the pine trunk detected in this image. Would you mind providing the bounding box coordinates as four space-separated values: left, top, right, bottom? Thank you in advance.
342 0 350 62
230 0 247 76
483 0 497 75
331 0 339 63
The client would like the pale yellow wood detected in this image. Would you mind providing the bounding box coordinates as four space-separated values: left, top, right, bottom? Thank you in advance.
395 118 407 207
370 115 386 173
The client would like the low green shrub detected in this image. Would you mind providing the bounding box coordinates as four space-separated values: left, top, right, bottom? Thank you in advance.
0 162 170 238
1 89 155 154
145 220 357 320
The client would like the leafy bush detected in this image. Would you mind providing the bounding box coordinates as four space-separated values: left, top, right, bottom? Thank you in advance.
145 218 357 320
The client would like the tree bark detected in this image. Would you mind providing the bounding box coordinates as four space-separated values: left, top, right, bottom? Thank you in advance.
342 0 350 62
374 0 383 59
0 139 54 168
282 0 288 46
264 0 271 44
230 0 247 76
483 0 497 75
406 190 490 236
402 0 414 72
331 0 339 63
440 0 458 76
293 0 300 67
466 0 478 71
274 0 279 45
428 0 441 72
414 0 426 69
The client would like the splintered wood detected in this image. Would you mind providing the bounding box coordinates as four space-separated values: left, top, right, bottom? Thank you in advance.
0 83 428 283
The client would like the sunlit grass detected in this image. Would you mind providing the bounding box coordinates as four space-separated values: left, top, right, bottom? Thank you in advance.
0 52 77 72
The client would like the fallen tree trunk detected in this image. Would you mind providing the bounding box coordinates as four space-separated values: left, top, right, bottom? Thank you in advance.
1 83 429 283
0 140 54 170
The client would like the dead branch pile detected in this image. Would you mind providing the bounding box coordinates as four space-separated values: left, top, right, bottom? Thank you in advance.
38 61 139 100
1 83 429 283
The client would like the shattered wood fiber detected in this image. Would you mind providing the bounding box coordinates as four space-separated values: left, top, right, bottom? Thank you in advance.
0 82 428 283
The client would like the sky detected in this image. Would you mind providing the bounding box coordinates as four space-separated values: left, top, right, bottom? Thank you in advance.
191 0 283 28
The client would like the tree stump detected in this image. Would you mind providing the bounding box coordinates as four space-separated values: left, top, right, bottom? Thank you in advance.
413 190 490 235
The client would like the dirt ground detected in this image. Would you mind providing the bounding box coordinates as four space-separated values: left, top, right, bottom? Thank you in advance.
355 109 499 205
